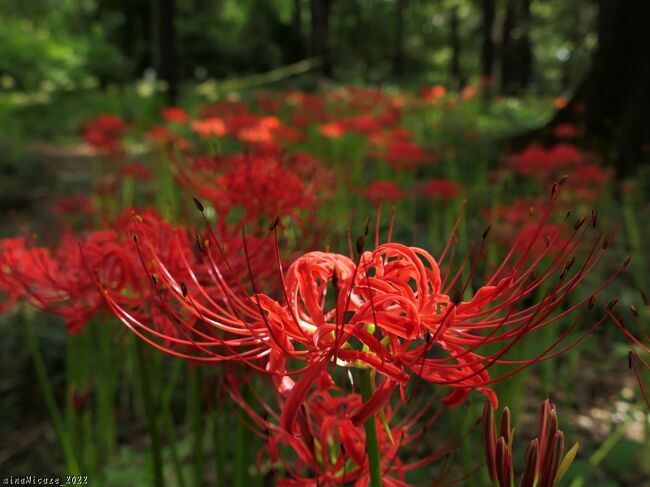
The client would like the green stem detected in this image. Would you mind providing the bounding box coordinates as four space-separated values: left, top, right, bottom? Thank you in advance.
134 340 165 487
21 307 81 474
359 369 383 487
188 367 204 487
234 408 246 487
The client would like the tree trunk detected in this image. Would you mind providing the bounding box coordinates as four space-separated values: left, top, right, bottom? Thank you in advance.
310 0 333 77
292 0 304 58
157 0 177 103
393 0 407 76
549 0 650 177
480 0 496 83
449 5 464 89
500 0 532 94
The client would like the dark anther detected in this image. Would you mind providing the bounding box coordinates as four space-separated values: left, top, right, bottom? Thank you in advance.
602 234 612 249
559 175 569 185
623 255 632 269
551 182 558 195
482 225 491 240
269 216 280 231
588 295 595 310
151 275 158 285
628 351 633 370
193 197 205 212
574 216 586 230
132 234 138 243
181 282 188 297
564 209 572 220
356 236 365 255
606 298 618 310
630 305 639 316
564 256 576 273
591 209 598 227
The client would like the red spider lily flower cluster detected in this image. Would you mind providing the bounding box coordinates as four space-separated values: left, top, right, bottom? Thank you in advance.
0 210 195 334
171 152 332 233
363 181 405 206
421 179 462 202
102 179 626 436
82 114 127 157
508 144 611 201
482 399 579 487
226 372 461 487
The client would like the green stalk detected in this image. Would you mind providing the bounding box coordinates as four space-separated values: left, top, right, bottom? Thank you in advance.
214 407 227 485
359 369 383 487
95 322 117 460
234 411 247 487
160 360 185 487
188 366 205 487
21 307 81 474
568 419 630 487
134 340 165 487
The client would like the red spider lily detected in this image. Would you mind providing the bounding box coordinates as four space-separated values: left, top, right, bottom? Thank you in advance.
162 106 190 124
420 85 448 103
53 194 95 218
319 122 346 139
420 179 462 201
121 162 153 180
82 114 127 156
374 138 431 171
226 371 462 487
0 233 128 333
191 117 227 138
363 181 405 206
0 210 199 335
483 399 579 487
510 144 587 178
103 179 625 436
551 123 579 140
171 152 331 231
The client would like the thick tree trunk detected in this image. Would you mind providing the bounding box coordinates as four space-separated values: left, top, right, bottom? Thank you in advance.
501 0 532 94
449 6 465 89
549 0 650 177
310 0 333 77
292 0 304 58
154 0 178 103
393 0 407 76
480 0 496 83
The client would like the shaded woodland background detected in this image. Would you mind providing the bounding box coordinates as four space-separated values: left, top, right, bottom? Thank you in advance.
2 1 650 486
2 0 649 175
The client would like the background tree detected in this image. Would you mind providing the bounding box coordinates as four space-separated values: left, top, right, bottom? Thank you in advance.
547 0 650 177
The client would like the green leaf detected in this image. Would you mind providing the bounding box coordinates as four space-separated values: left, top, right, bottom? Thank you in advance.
554 442 579 486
